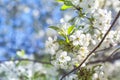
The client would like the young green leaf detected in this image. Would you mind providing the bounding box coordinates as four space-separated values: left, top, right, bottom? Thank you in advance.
49 26 60 31
49 26 66 38
56 0 64 2
67 25 75 35
61 4 72 10
58 31 66 37
64 0 73 6
65 36 69 43
57 39 66 45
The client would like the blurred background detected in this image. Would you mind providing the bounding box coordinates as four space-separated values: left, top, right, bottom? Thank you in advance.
0 0 120 80
0 0 119 61
0 0 65 60
0 0 119 60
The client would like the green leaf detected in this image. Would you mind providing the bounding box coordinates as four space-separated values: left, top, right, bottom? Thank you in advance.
57 39 65 45
58 31 66 37
61 4 72 10
67 25 75 35
49 26 66 38
65 36 69 43
49 26 60 31
56 0 64 2
64 0 73 6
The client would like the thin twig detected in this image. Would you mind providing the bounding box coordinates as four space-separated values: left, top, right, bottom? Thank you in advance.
87 47 120 65
106 47 120 60
60 11 120 80
94 46 111 53
87 53 120 64
93 44 120 53
72 5 80 11
0 59 51 65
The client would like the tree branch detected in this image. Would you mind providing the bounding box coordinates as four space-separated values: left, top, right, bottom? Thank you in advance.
87 54 120 64
106 47 120 60
87 48 120 64
60 11 120 80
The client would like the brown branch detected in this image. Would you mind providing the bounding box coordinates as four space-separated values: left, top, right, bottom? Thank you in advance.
73 5 80 11
94 46 112 53
87 48 120 65
60 11 120 80
87 54 120 64
106 47 120 60
0 58 51 65
92 44 120 53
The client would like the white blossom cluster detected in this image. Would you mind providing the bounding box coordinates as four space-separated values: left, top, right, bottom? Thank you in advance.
0 50 58 80
45 0 120 80
0 62 42 80
71 0 99 13
105 61 120 79
0 61 58 80
0 0 119 80
64 73 78 80
46 0 120 69
92 65 108 80
103 0 120 12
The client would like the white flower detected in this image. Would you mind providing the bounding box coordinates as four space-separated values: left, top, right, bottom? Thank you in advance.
92 65 108 80
71 0 79 6
79 0 99 13
71 46 88 67
105 0 120 12
101 30 120 48
51 50 71 69
93 9 112 31
115 31 120 42
82 33 91 47
56 51 71 63
64 74 78 80
51 60 68 69
92 73 99 80
112 0 120 12
70 0 99 13
45 36 59 55
70 30 85 46
78 47 89 57
70 30 90 46
58 21 72 35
